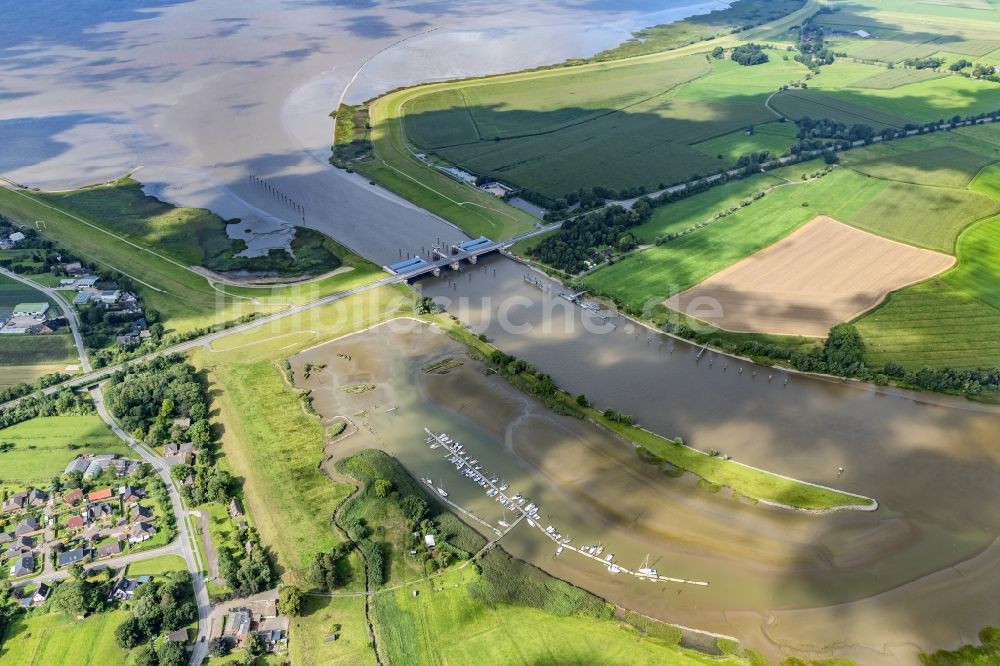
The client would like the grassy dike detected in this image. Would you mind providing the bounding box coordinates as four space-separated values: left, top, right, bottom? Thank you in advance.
439 317 875 511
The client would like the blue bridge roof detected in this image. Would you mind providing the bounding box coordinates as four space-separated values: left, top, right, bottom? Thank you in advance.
387 256 430 274
455 236 493 252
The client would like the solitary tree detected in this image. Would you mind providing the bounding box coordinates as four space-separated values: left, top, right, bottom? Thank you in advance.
278 585 304 617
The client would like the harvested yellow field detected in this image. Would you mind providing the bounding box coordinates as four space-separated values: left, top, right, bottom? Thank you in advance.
664 216 956 337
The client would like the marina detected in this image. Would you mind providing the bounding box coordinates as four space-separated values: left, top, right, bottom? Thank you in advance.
425 428 709 587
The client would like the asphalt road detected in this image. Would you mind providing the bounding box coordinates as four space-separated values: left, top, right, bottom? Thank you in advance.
90 386 211 666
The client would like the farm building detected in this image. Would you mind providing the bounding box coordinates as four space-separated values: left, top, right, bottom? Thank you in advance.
11 303 49 317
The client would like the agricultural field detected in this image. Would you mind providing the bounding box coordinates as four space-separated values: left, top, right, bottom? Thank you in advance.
0 274 56 319
0 363 72 389
0 334 77 367
693 122 799 162
583 168 886 309
0 608 131 666
856 214 1000 369
402 55 807 199
667 216 955 336
0 415 128 487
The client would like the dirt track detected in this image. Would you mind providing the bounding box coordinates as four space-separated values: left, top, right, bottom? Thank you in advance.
664 215 956 337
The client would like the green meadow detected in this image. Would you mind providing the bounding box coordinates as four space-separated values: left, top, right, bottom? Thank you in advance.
0 185 385 338
0 609 131 666
0 416 128 487
856 214 1000 369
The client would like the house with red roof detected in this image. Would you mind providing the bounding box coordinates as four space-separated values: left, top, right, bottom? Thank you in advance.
87 488 113 502
62 489 84 505
65 515 85 531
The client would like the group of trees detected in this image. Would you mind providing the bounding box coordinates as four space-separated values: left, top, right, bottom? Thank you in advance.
218 526 275 597
171 464 234 506
81 305 163 368
50 564 107 617
533 201 652 273
902 56 945 70
104 356 211 449
793 21 835 68
730 43 769 66
653 316 1000 396
0 387 93 430
114 572 197 666
308 542 355 591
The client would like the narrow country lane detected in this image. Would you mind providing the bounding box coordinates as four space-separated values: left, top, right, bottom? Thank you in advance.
89 386 211 666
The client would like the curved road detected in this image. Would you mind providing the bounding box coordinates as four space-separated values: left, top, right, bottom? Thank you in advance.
89 386 211 666
0 267 91 372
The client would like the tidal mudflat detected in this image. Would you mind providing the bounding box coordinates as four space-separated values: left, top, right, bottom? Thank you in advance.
292 319 1000 664
0 0 723 263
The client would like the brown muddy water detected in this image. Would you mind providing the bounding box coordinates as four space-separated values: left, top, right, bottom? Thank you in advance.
292 315 1000 665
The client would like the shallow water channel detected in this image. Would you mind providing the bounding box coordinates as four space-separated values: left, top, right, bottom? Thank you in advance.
292 283 1000 663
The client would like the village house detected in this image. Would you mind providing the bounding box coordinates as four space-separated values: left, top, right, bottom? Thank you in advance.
131 504 154 522
27 488 48 506
0 532 12 544
97 540 124 559
64 457 91 476
9 555 33 577
224 608 253 641
228 498 244 519
65 514 85 531
14 517 41 536
111 459 141 477
87 487 114 502
85 503 114 524
62 488 85 505
129 521 156 544
111 575 152 601
255 616 290 653
4 535 35 559
57 547 88 567
164 442 196 464
2 492 28 514
20 583 50 609
121 486 145 505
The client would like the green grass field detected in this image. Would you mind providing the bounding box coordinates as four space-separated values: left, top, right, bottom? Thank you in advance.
0 416 128 487
124 554 188 579
856 214 1000 369
188 286 412 582
584 168 885 307
373 567 749 666
850 68 946 90
693 121 799 162
0 333 77 366
400 56 806 199
39 178 344 276
0 187 385 338
289 595 376 666
0 609 131 666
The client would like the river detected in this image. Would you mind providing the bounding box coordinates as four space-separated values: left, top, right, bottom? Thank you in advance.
296 256 1000 663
